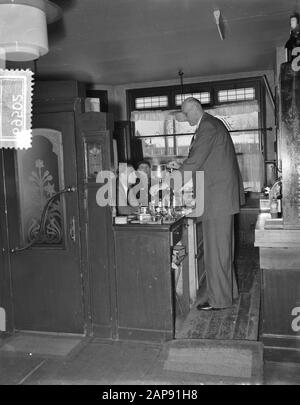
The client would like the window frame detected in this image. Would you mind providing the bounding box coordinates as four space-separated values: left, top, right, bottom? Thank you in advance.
127 76 267 184
127 77 264 115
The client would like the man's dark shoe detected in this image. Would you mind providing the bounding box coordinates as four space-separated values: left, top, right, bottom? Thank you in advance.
196 302 214 311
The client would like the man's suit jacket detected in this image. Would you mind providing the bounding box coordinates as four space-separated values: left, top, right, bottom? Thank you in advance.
179 112 244 220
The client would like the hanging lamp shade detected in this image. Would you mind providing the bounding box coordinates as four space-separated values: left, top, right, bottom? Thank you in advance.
0 0 62 61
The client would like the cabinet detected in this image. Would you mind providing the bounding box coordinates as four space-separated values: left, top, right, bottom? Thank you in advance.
279 63 300 228
255 214 300 362
76 113 116 338
113 218 191 341
255 63 300 363
33 81 117 336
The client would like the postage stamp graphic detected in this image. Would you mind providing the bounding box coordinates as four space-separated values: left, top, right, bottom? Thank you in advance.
0 69 33 149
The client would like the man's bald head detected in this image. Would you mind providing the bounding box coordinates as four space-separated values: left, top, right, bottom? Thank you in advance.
181 97 204 126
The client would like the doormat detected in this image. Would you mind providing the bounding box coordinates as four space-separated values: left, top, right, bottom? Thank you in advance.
149 339 263 384
0 333 84 357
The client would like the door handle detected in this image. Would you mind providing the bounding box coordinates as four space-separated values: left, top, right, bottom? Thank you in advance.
69 216 76 243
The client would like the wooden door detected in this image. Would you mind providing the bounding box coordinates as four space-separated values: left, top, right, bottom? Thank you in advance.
5 112 85 333
0 151 14 333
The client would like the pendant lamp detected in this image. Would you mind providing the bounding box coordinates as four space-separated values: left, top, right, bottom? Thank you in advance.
0 0 62 61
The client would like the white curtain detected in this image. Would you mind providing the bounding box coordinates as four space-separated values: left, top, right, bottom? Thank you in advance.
206 100 260 116
130 101 259 122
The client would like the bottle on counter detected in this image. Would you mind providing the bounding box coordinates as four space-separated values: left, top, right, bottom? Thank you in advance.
138 205 152 223
158 178 163 204
154 206 163 224
270 198 278 219
277 195 282 218
148 201 156 220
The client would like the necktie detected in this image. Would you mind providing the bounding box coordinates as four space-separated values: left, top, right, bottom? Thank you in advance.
188 116 202 154
188 132 196 155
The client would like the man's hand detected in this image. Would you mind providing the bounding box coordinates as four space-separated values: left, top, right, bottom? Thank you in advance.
167 161 181 170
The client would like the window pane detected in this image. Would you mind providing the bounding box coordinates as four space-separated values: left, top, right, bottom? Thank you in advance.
175 92 210 106
135 96 168 109
218 87 255 103
134 112 175 137
234 132 264 193
208 105 263 192
176 134 193 156
135 120 166 137
134 109 197 158
166 136 175 156
141 137 166 157
141 136 177 157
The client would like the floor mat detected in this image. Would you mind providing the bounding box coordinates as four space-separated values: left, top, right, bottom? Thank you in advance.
0 333 83 357
148 339 263 384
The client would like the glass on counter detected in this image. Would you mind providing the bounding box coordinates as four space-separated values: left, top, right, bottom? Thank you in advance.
138 205 152 223
151 164 167 180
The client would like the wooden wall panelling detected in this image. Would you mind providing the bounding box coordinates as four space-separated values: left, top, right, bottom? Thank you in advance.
76 115 116 338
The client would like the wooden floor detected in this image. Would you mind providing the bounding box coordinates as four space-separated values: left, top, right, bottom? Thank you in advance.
176 247 261 340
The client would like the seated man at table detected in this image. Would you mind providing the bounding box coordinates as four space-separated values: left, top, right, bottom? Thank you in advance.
117 163 139 215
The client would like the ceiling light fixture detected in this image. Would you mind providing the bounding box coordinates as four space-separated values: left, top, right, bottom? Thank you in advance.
0 0 62 62
213 9 224 41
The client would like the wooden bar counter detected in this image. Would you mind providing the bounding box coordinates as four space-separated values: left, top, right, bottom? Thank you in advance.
255 213 300 362
113 216 203 342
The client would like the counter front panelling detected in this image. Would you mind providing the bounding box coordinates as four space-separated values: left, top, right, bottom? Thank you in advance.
255 214 300 362
113 218 196 341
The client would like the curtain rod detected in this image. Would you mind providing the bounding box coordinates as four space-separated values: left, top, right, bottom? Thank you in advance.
137 127 273 138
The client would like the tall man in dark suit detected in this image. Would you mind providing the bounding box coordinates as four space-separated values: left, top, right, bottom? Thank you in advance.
168 97 244 310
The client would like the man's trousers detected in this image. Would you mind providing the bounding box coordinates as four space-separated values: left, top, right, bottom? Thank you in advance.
202 214 239 308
